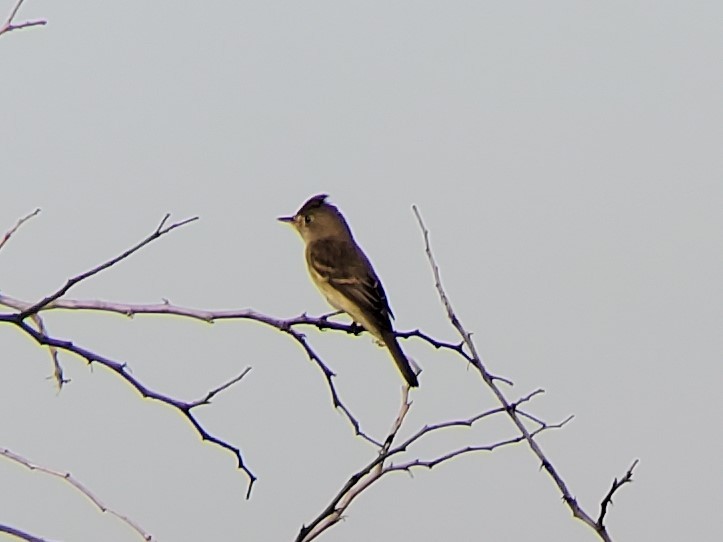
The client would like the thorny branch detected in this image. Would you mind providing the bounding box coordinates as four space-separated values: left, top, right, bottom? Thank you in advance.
295 387 570 542
412 206 638 542
597 459 639 530
1 448 154 541
0 294 387 447
6 315 256 493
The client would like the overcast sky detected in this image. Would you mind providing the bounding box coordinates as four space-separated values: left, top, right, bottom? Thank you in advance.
2 1 722 541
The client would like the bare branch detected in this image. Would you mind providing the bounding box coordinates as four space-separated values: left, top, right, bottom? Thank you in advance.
296 388 560 542
597 459 639 529
17 214 199 320
412 205 637 542
0 0 46 37
0 208 40 252
1 448 153 540
193 366 252 405
0 315 257 496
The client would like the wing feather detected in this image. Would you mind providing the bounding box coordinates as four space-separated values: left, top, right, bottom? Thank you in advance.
308 238 394 331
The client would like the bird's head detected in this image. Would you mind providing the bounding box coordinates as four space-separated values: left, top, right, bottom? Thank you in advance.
278 194 351 242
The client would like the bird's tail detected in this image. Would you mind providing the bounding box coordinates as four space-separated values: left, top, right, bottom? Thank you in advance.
381 330 419 387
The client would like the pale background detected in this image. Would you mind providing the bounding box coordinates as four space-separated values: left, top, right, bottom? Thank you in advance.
2 1 722 541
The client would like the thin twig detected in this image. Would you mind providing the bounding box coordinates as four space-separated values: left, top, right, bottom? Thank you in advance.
597 459 639 529
0 0 46 37
17 214 198 320
1 448 153 541
389 418 570 472
194 366 252 405
395 328 474 361
279 323 383 447
395 388 545 452
28 312 68 389
0 208 40 252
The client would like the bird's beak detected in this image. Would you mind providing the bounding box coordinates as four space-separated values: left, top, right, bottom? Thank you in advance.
277 215 295 224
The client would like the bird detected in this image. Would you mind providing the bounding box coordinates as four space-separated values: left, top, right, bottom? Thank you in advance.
278 194 419 387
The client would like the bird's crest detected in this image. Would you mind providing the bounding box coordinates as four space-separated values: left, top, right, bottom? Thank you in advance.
297 194 330 215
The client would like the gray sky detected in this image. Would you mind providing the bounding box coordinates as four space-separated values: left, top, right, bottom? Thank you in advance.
2 1 722 540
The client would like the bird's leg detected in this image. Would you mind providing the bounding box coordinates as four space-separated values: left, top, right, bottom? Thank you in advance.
318 310 364 335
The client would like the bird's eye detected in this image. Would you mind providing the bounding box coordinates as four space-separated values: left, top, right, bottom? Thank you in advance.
304 214 313 224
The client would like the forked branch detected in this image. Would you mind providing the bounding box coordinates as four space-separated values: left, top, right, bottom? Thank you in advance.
412 205 637 541
0 0 46 37
295 387 568 542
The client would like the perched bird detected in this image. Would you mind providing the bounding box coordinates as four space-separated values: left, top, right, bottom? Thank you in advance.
278 194 419 387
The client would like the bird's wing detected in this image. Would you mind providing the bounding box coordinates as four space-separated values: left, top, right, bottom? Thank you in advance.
308 237 394 328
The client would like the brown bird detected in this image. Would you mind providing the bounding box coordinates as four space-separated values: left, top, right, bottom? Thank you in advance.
278 194 419 387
